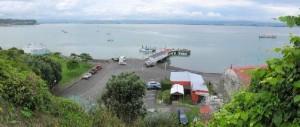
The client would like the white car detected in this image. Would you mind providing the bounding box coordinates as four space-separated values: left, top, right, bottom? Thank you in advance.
146 81 161 90
118 56 127 65
82 73 92 80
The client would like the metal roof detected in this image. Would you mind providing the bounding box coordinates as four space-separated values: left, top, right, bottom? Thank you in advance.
170 84 184 95
170 71 208 92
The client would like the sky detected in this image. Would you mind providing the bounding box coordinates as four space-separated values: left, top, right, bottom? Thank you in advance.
0 0 299 21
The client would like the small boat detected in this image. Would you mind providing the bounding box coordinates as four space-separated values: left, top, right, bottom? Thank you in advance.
107 39 114 42
61 30 68 33
139 45 156 53
259 34 276 39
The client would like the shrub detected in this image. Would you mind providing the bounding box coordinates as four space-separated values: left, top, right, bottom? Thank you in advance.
67 59 80 70
50 97 92 127
0 60 51 110
160 79 172 91
91 106 125 127
161 90 171 104
140 112 178 127
79 53 93 62
101 72 146 123
26 56 62 89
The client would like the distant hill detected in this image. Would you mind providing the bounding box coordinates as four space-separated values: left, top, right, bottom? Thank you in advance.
39 19 286 27
0 19 37 25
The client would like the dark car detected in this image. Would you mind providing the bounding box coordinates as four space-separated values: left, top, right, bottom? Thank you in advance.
178 109 188 125
111 57 119 62
95 65 102 71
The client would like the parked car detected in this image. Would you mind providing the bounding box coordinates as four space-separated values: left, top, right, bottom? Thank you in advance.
82 73 92 80
112 57 119 62
95 65 102 71
178 109 188 125
119 56 127 65
146 81 161 90
89 68 98 75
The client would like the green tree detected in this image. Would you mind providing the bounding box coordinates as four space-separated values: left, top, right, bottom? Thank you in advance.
209 15 300 126
160 78 172 91
79 53 93 62
66 59 80 70
0 59 50 110
101 72 146 123
27 56 62 88
70 53 78 58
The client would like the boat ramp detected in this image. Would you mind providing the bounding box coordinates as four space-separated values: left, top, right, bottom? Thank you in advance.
145 48 191 67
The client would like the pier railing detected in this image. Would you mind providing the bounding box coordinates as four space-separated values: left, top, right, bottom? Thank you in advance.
145 48 191 67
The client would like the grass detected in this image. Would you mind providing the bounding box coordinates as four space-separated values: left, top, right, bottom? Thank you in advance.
50 55 93 86
60 62 92 85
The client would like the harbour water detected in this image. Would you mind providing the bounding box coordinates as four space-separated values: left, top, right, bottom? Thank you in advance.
0 24 299 73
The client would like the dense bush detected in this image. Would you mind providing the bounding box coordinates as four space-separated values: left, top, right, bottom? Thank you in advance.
67 59 80 70
101 72 146 123
160 78 172 91
26 56 62 88
140 112 178 127
91 106 125 127
0 59 50 110
50 97 92 127
0 48 92 126
79 53 93 61
160 90 171 104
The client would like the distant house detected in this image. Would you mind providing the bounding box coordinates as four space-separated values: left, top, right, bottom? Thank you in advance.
170 71 209 104
222 65 266 97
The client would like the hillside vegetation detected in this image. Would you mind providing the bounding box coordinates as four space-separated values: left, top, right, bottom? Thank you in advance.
0 48 178 127
0 48 92 126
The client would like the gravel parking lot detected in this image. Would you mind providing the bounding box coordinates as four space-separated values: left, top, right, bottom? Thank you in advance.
55 58 170 103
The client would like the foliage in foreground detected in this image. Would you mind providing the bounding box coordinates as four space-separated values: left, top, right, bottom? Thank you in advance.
101 72 146 123
0 48 93 126
209 15 300 126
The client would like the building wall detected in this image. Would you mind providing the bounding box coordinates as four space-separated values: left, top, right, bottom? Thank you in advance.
222 69 244 97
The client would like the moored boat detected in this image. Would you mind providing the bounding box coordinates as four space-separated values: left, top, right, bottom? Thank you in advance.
259 34 276 39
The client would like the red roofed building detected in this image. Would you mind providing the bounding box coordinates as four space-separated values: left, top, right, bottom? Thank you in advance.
222 65 266 97
170 71 209 104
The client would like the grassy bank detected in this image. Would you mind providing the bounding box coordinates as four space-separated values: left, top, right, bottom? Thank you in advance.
51 55 93 86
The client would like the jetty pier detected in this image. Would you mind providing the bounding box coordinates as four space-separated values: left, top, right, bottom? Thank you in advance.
145 48 191 67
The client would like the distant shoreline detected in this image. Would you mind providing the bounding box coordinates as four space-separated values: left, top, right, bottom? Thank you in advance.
0 19 37 26
38 20 286 27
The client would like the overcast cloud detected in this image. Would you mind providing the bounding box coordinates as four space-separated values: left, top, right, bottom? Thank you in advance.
0 0 299 21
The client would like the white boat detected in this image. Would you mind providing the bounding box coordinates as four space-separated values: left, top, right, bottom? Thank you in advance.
139 45 156 53
23 43 50 55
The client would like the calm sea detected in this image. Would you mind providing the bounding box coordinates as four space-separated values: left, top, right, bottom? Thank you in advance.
0 24 299 73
